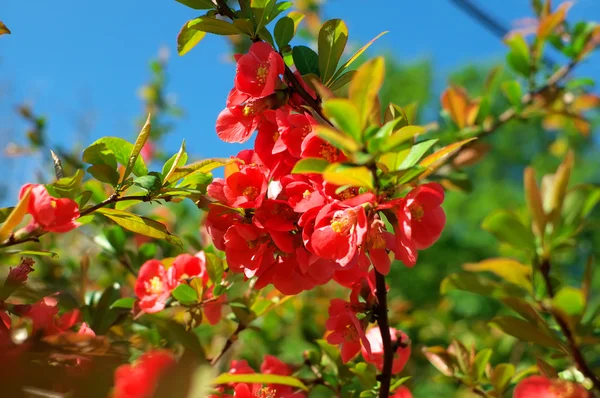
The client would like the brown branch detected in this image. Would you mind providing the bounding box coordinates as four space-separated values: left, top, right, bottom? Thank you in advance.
539 258 600 392
374 270 393 398
210 323 245 366
215 0 236 20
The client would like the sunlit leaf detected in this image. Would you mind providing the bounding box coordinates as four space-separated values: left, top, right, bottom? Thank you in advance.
524 167 547 237
3 249 59 258
441 273 525 298
463 258 532 292
162 140 187 183
0 187 31 242
552 286 585 317
323 164 373 190
505 34 531 76
322 99 361 142
0 207 15 224
83 137 148 177
87 164 121 187
330 31 388 84
502 80 523 110
109 297 135 310
471 348 492 382
491 363 515 394
314 125 361 153
422 347 454 377
251 0 277 33
418 138 476 179
213 373 308 391
187 16 244 36
172 284 199 304
318 19 348 84
96 208 182 248
349 57 385 129
168 158 229 183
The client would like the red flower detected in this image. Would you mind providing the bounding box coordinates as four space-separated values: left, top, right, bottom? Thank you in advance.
260 355 295 396
223 166 268 209
365 217 396 275
300 132 347 163
392 182 446 267
326 299 370 363
361 327 411 374
310 202 368 267
392 386 412 398
277 110 316 158
235 42 284 98
134 260 177 314
205 204 244 251
23 295 81 336
282 174 326 213
513 376 589 398
19 184 80 233
216 103 260 144
172 252 208 284
112 350 176 398
203 285 225 325
223 223 274 277
78 322 95 336
5 257 35 287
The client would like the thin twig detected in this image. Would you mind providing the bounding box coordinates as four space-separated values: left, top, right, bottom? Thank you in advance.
215 0 236 19
210 323 245 366
374 270 393 398
539 258 600 392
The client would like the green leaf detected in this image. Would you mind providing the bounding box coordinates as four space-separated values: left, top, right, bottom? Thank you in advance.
274 12 304 49
168 158 229 183
172 284 199 304
149 316 205 359
122 115 151 183
505 34 531 77
378 125 427 154
205 253 224 285
213 373 308 391
463 258 532 293
323 164 373 190
251 0 277 33
110 297 135 309
349 57 385 129
536 358 559 378
552 287 585 317
418 138 476 179
87 164 121 186
502 80 523 110
441 273 525 298
187 16 244 36
0 207 15 224
292 45 320 76
177 22 206 55
331 31 388 83
329 70 356 91
162 140 187 183
318 19 348 83
2 249 59 258
291 158 330 174
471 349 493 382
91 284 121 334
133 173 162 192
83 137 148 177
322 99 361 142
491 363 515 394
482 210 536 252
49 169 85 199
269 2 293 20
96 208 182 248
175 0 215 9
315 125 361 153
396 139 438 170
490 316 563 349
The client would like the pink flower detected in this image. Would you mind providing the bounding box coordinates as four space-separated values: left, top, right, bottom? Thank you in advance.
134 260 177 314
19 184 80 233
361 327 411 374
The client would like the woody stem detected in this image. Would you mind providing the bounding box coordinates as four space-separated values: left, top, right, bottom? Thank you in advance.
375 270 393 398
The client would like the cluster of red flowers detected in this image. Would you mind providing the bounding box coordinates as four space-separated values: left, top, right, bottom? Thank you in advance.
210 355 306 398
112 349 176 398
134 251 225 321
207 41 446 297
19 184 80 233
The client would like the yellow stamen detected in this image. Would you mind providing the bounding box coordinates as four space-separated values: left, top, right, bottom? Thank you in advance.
256 63 269 84
243 186 259 200
320 143 340 163
410 204 424 221
147 276 163 295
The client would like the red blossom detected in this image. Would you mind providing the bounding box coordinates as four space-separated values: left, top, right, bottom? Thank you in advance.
5 257 35 287
277 110 316 158
172 252 209 284
326 298 370 363
134 260 177 314
361 327 411 374
112 350 176 398
513 376 589 398
223 166 268 209
300 132 347 163
310 202 368 267
392 182 446 267
392 386 412 398
234 42 284 98
223 223 274 277
23 296 81 336
19 184 80 233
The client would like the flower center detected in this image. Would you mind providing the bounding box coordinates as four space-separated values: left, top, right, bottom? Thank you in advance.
302 189 312 199
243 104 255 116
256 63 269 85
243 186 259 200
338 187 358 201
272 130 280 142
320 143 340 163
342 324 358 342
330 209 356 235
410 204 424 221
147 276 164 295
257 387 276 398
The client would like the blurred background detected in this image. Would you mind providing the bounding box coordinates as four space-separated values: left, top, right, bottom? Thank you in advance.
2 0 600 396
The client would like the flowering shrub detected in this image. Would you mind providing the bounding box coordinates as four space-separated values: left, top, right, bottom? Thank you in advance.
1 0 600 397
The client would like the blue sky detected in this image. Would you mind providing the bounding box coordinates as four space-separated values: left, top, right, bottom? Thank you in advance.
1 0 599 202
